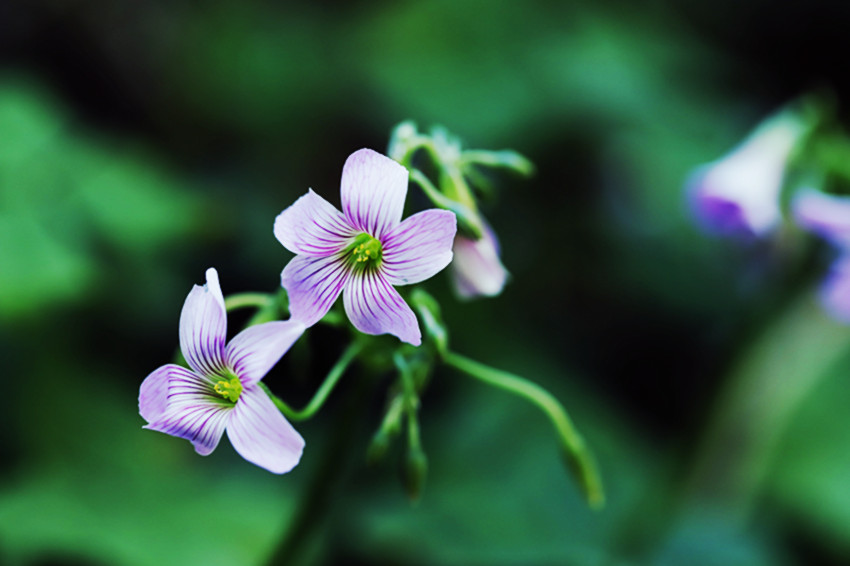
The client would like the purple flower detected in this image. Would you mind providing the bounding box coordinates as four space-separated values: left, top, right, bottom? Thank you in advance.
274 148 457 346
451 219 509 299
793 189 850 323
139 268 305 474
688 110 804 238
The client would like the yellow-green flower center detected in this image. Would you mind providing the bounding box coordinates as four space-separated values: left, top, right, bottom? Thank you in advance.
349 232 383 269
213 373 243 403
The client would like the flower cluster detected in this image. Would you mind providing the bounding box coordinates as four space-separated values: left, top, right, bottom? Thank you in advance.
686 99 850 323
138 131 601 509
140 149 458 470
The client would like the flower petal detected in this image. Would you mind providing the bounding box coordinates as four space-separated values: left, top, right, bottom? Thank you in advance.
227 386 305 474
340 148 408 239
225 320 306 386
179 268 227 377
451 221 509 298
820 254 850 324
274 189 357 257
143 365 230 456
281 254 351 327
343 271 421 345
382 209 456 286
139 363 180 424
793 189 850 248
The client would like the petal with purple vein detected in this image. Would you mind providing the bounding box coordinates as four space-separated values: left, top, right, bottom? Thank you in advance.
281 254 351 327
274 189 356 257
225 320 306 386
343 271 421 345
227 387 305 474
340 149 408 239
144 366 230 456
179 268 227 377
382 209 456 286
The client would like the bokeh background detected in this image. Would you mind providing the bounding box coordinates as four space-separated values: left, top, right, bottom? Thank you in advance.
2 1 850 564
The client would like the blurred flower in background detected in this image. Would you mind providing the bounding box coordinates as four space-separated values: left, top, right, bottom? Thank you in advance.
794 189 850 322
688 107 806 239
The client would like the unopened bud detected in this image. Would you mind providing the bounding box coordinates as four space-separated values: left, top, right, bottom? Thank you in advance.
403 446 428 503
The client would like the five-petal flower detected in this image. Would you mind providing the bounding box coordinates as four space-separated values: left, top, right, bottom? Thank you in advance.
274 148 457 346
139 268 306 474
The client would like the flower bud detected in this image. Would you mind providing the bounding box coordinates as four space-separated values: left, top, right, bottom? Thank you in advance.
403 445 428 503
451 219 509 299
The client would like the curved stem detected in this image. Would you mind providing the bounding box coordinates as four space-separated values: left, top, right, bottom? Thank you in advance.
443 351 605 509
263 341 363 421
409 169 483 239
224 293 274 312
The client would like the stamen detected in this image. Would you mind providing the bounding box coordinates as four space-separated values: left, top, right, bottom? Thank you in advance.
349 233 383 268
213 374 243 403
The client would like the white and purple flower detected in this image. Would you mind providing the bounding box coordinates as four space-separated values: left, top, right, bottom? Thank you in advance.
451 219 509 299
139 268 306 474
688 110 805 238
793 189 850 323
274 148 457 346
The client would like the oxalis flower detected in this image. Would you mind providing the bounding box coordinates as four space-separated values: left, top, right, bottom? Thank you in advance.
274 148 457 345
139 268 305 474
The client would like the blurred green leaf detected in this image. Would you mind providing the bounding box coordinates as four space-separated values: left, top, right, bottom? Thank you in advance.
768 347 850 549
0 362 298 566
0 79 203 321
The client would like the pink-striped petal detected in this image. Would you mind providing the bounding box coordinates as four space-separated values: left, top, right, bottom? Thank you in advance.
451 222 509 298
227 386 305 474
281 254 351 327
179 268 227 377
343 271 421 345
382 209 456 286
143 365 231 456
274 189 357 257
340 148 408 239
225 320 306 386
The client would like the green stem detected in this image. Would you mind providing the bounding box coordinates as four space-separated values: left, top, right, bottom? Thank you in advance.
395 352 428 501
224 293 274 312
443 351 605 509
460 149 535 176
263 341 363 421
395 353 422 451
409 169 483 239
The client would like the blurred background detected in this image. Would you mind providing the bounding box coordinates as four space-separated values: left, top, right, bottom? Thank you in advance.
2 0 850 564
